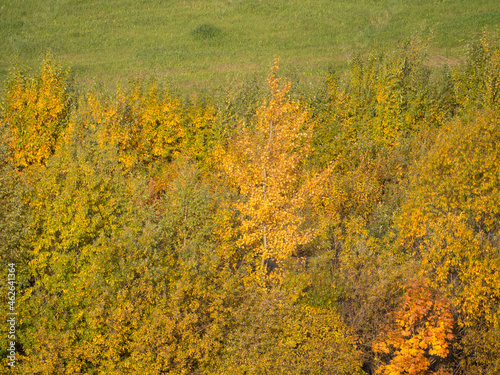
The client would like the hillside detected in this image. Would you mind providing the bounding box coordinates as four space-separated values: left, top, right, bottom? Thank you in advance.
1 0 499 93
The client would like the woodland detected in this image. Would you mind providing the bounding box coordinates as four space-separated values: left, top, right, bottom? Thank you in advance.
0 33 500 374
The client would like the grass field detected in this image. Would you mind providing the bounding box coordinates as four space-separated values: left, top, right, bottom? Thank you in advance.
1 0 500 95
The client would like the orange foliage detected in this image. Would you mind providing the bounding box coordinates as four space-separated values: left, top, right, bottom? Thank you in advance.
373 280 453 375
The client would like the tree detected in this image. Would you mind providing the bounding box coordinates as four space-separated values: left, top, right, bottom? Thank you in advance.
396 110 500 374
373 280 453 375
2 55 70 168
217 287 364 375
217 59 326 280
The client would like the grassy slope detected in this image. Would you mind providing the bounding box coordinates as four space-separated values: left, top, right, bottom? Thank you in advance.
1 0 499 94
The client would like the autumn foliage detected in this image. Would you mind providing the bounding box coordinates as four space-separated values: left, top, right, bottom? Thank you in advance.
216 60 327 281
1 35 500 374
3 56 70 168
373 280 453 375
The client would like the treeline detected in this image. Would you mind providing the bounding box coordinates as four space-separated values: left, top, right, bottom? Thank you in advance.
1 33 499 374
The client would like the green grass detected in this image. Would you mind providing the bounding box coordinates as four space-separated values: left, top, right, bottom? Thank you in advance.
1 0 499 95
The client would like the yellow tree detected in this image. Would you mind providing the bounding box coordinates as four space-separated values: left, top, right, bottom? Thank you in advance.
82 82 186 169
217 59 325 278
396 110 500 373
2 56 70 168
